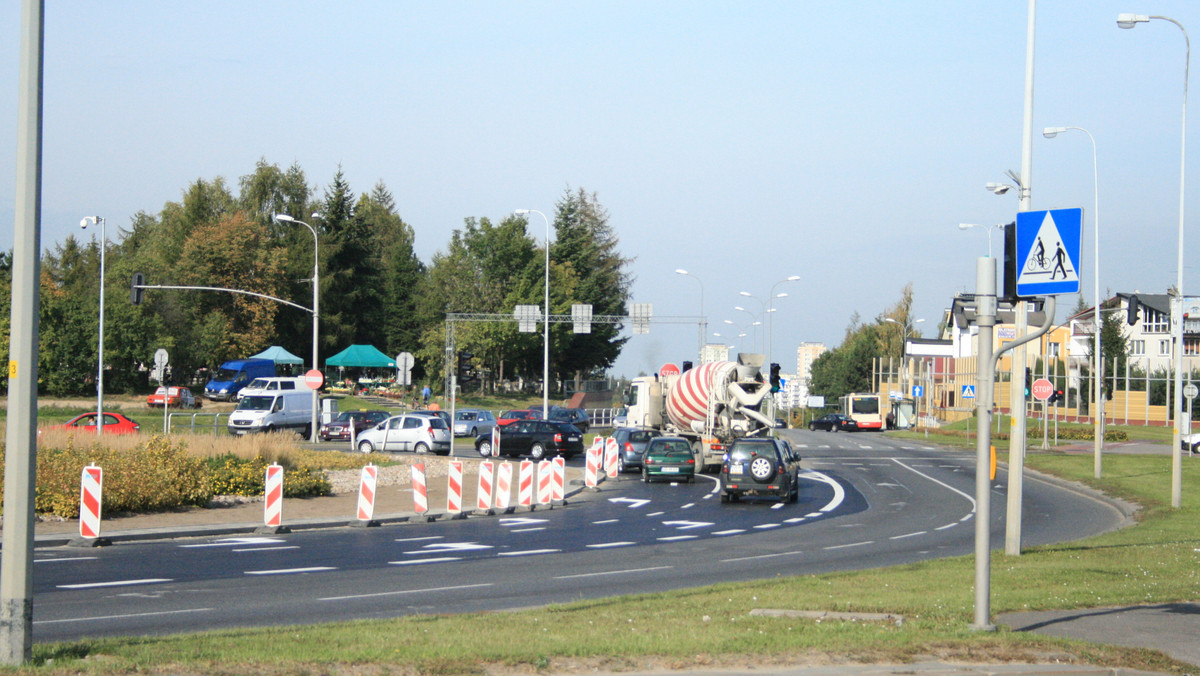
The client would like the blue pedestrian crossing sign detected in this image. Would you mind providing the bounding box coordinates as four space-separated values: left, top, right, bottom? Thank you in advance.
961 384 975 399
1015 208 1083 297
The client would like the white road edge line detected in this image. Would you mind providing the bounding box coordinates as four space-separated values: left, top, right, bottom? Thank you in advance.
321 583 491 601
498 549 561 557
555 566 672 580
245 567 336 576
823 541 873 551
586 542 636 549
56 578 172 590
35 607 213 625
389 557 462 565
719 550 803 563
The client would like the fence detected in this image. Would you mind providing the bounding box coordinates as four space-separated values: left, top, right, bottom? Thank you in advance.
166 412 228 435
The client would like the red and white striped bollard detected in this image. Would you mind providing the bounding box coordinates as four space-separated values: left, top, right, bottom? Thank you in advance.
411 462 428 514
357 464 378 523
78 464 103 539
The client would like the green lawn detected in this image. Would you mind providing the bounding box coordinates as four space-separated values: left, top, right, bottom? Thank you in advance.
16 449 1199 674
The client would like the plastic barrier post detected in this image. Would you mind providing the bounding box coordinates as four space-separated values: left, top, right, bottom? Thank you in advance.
356 464 379 526
78 464 103 539
477 460 495 514
604 437 619 478
552 456 565 503
536 459 552 506
257 463 288 534
447 460 464 517
518 460 533 507
412 462 429 515
496 461 513 511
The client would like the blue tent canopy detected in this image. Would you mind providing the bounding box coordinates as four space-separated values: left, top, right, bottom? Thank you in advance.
249 345 305 365
325 345 396 368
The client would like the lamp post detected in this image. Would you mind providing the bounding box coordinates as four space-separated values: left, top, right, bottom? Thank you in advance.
767 275 800 368
273 214 320 442
738 291 768 353
675 269 706 360
80 217 105 435
722 320 751 353
516 209 551 416
1118 12 1189 508
957 222 1005 258
1043 125 1104 478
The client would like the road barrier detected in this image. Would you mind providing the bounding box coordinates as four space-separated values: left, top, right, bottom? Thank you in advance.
604 436 619 478
536 460 552 505
477 461 495 513
264 463 284 528
78 464 103 539
357 464 378 522
411 462 428 514
585 446 600 488
166 412 228 435
496 461 513 510
447 460 464 515
552 457 565 502
519 460 533 507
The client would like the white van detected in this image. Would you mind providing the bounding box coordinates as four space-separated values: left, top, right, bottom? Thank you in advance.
227 390 313 437
235 376 305 400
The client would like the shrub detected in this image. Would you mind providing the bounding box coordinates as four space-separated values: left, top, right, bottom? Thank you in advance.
204 453 331 499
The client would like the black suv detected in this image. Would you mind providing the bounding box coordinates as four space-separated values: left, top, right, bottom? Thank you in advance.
474 420 584 460
720 437 802 503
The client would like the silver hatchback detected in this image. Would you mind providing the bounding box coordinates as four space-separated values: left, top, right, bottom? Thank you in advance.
355 414 451 455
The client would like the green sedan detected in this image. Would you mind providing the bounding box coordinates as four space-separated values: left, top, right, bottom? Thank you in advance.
641 436 696 483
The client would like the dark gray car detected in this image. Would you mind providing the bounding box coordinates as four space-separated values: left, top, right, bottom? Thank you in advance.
720 437 802 503
611 427 662 473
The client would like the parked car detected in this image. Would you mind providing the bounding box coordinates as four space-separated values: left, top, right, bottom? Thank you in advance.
43 412 140 436
640 436 697 483
528 405 591 433
611 427 662 473
319 409 390 442
355 413 451 454
474 420 584 459
497 409 537 427
809 413 858 432
236 376 305 401
227 390 313 437
720 437 802 503
146 386 201 409
410 409 452 429
1181 433 1200 454
453 408 497 437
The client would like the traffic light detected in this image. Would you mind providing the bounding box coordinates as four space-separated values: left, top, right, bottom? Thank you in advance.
1127 294 1139 325
1002 222 1017 301
1048 389 1064 405
131 272 145 305
1024 367 1031 397
457 351 475 382
769 363 781 393
681 361 693 373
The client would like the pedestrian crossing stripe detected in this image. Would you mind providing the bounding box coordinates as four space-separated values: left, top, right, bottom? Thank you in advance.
1015 208 1083 297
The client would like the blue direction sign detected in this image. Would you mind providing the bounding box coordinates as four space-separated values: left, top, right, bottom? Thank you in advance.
1015 208 1083 296
912 385 924 398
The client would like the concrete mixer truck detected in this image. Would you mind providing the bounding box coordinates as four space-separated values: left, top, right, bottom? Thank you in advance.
622 354 776 471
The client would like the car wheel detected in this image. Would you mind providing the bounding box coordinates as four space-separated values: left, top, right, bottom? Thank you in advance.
749 457 776 481
470 427 478 436
831 425 839 432
618 455 626 473
720 492 730 503
357 440 374 454
477 440 493 458
641 468 650 483
415 442 430 454
809 424 817 431
530 443 546 460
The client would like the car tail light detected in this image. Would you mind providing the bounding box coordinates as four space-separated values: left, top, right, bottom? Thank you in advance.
685 459 695 464
644 457 654 465
554 433 562 443
624 442 634 453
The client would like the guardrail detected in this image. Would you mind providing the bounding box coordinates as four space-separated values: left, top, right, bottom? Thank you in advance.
167 412 228 435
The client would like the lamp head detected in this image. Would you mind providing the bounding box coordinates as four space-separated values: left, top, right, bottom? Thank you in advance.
675 268 688 275
786 275 800 281
958 223 976 231
273 213 295 223
514 209 530 215
734 306 746 312
739 291 752 297
1042 126 1068 138
1117 13 1149 29
985 182 1012 195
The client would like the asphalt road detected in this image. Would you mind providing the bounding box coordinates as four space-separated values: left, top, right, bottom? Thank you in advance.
28 429 1128 642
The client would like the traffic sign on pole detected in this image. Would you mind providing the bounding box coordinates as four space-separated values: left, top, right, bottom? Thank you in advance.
1031 378 1053 401
1015 208 1083 297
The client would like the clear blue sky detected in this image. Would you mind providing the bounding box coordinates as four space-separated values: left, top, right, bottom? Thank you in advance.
3 1 1199 378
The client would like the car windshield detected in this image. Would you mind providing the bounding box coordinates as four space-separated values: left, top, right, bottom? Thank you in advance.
237 395 275 411
456 412 477 421
246 379 269 389
654 440 692 455
215 368 239 381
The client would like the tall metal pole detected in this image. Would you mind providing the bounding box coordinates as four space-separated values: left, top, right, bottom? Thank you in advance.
972 256 997 631
1 0 44 663
81 216 105 434
273 214 320 441
675 269 705 360
516 209 551 415
768 275 799 368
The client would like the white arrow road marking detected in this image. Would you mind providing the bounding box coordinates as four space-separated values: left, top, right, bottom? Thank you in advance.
801 470 846 514
180 537 286 548
607 497 651 509
498 517 549 527
57 578 172 590
662 520 714 530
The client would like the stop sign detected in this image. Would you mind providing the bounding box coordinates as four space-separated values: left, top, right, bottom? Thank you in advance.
1031 378 1053 401
304 368 325 390
659 363 680 376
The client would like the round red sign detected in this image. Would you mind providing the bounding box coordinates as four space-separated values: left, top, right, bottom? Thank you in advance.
1031 378 1053 401
659 363 680 376
304 368 325 390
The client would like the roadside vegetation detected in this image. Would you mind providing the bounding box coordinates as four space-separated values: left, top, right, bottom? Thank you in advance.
5 430 1197 673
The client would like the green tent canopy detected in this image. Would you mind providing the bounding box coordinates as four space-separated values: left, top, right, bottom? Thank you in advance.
249 345 306 365
325 345 396 368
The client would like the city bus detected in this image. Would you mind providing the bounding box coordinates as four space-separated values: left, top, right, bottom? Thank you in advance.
839 393 883 430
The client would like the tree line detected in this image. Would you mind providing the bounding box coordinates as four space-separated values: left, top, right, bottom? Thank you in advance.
0 160 632 396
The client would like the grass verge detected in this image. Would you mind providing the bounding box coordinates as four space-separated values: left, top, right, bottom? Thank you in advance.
20 451 1200 675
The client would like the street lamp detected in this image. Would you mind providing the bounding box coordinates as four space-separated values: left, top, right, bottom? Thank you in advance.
273 213 320 442
80 216 105 435
957 222 1005 258
675 269 706 360
738 291 767 352
767 275 801 367
722 320 751 353
1118 12 1190 508
1043 124 1104 478
516 209 551 416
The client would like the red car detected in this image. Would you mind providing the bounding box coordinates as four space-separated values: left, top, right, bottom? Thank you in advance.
43 412 141 435
497 409 538 427
147 386 201 409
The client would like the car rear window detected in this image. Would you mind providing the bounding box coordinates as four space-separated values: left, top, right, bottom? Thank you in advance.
428 419 447 429
730 441 775 460
630 430 657 442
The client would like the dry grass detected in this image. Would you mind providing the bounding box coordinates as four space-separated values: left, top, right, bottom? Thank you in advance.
34 429 304 464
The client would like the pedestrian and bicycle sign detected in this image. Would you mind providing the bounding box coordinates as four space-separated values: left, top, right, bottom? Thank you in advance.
1015 208 1083 297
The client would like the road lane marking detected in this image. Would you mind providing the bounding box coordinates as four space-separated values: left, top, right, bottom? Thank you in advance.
499 517 548 526
35 607 213 625
389 557 461 565
889 531 927 540
233 546 299 553
720 550 803 563
784 517 807 523
647 511 665 517
244 567 335 576
657 535 698 541
936 522 959 531
681 502 695 509
411 542 493 553
35 557 96 564
823 541 873 550
586 541 635 549
662 520 714 530
712 529 745 536
555 566 671 580
320 583 491 601
509 527 546 533
891 458 977 513
591 519 619 525
754 523 781 530
607 497 650 508
771 502 786 510
180 537 286 548
395 535 443 543
57 578 172 590
498 549 561 557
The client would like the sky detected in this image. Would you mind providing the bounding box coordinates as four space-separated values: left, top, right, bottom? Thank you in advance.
4 1 1200 380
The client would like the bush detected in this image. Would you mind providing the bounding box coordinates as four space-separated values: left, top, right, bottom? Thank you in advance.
204 453 331 499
